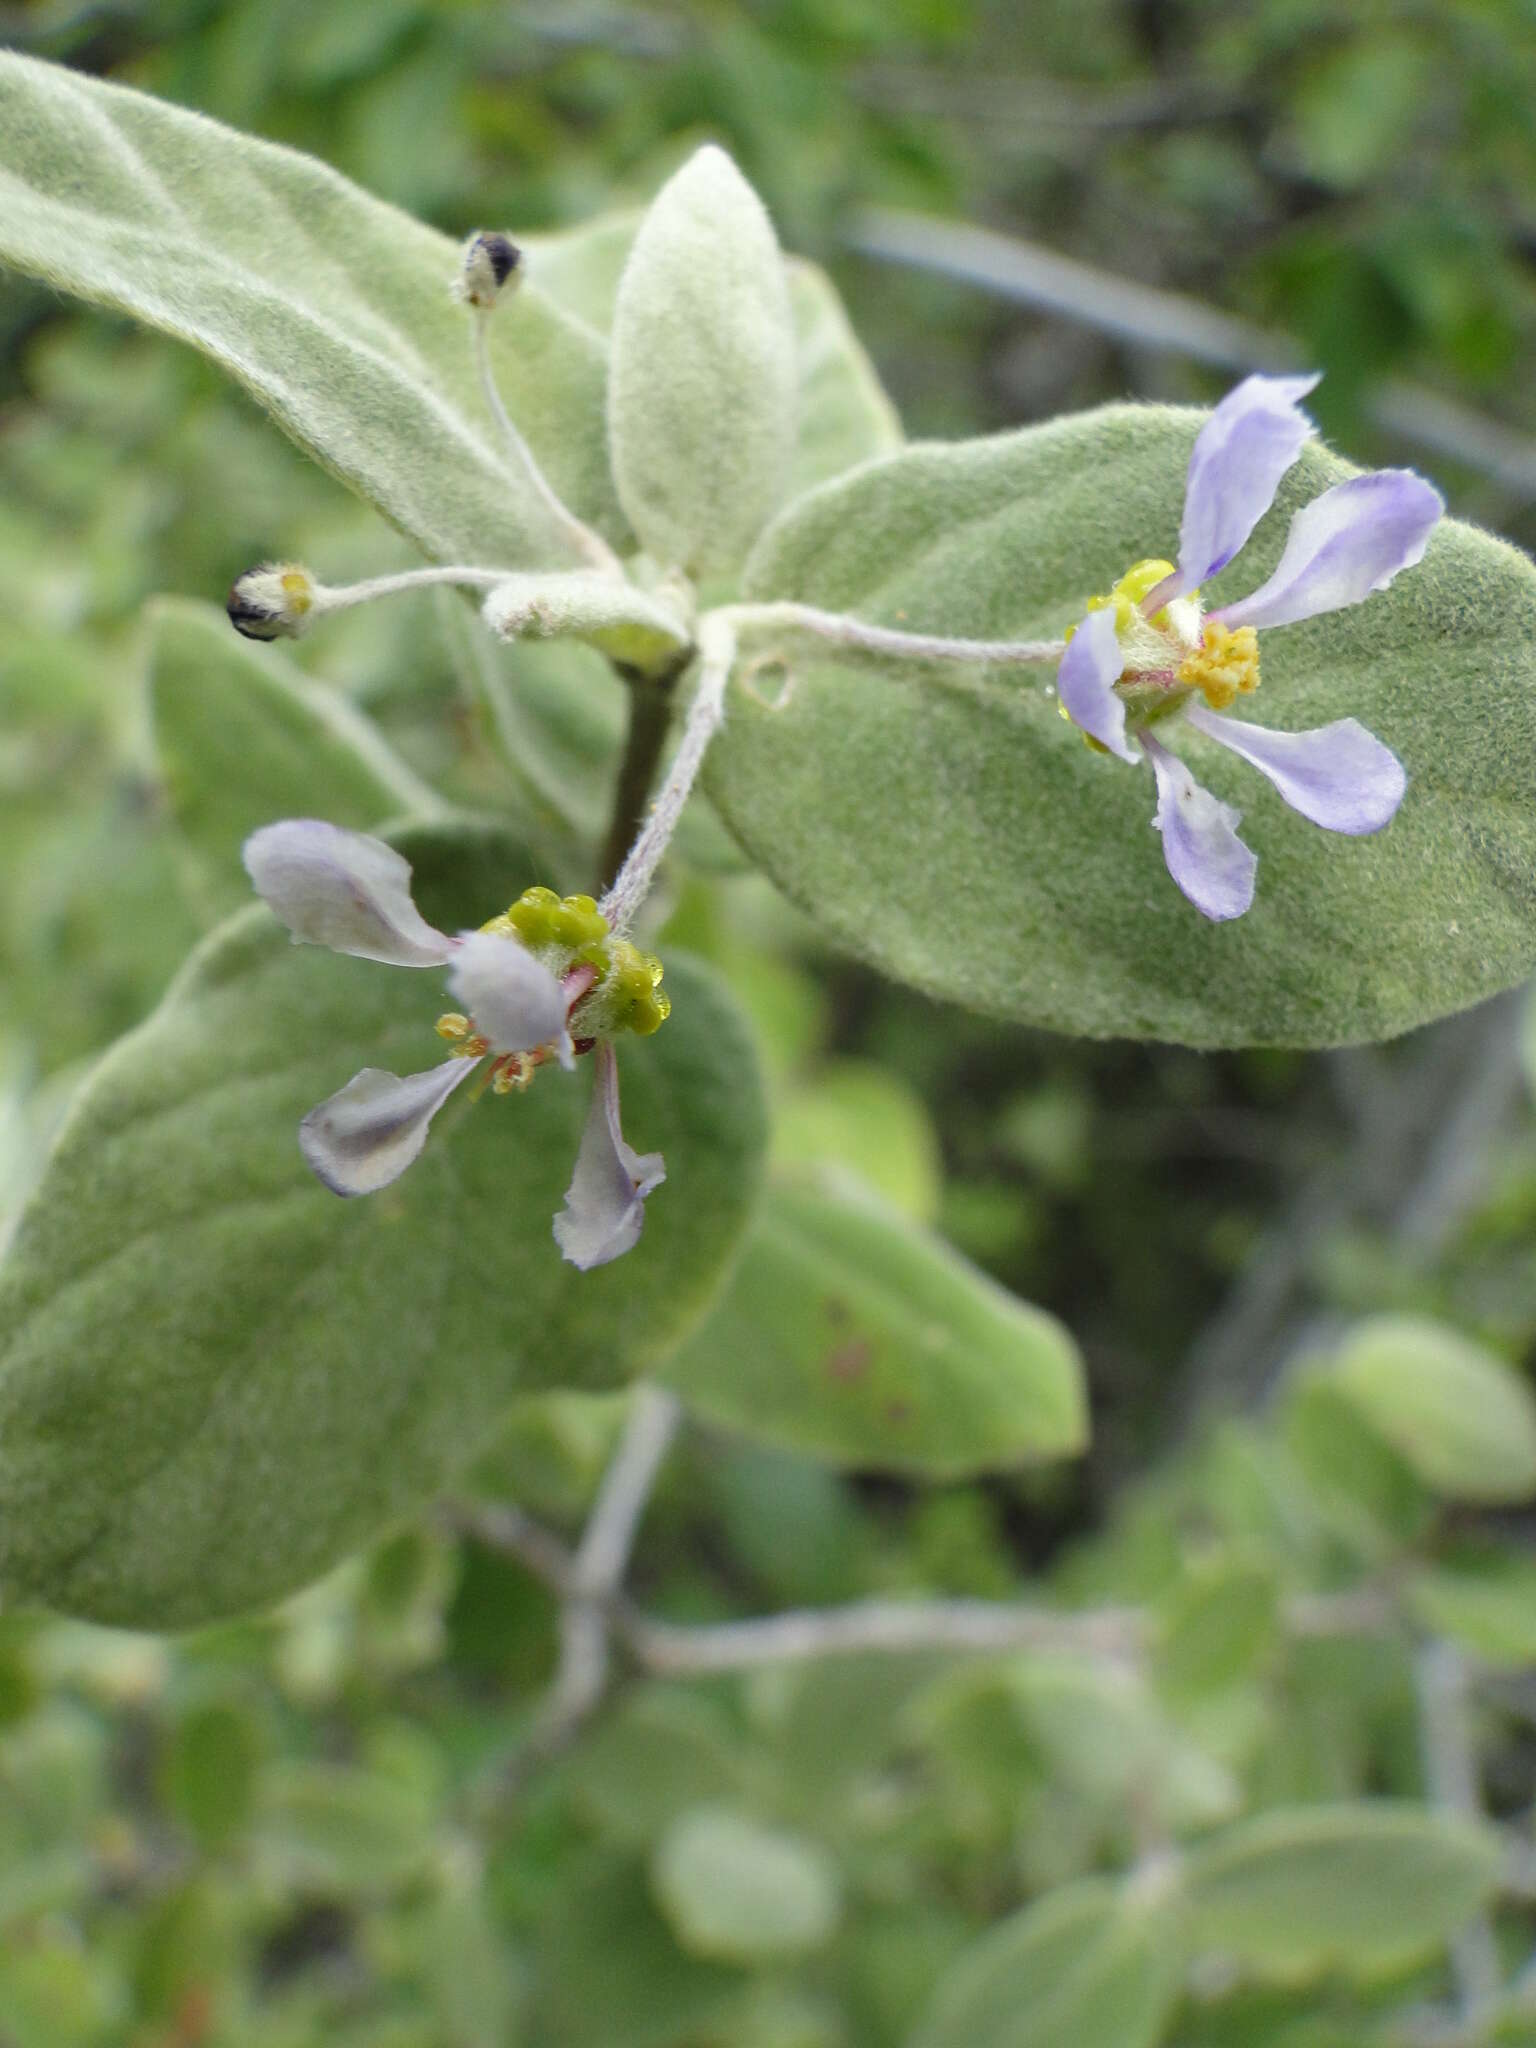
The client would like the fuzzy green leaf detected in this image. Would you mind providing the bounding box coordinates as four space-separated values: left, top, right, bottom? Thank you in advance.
1183 1803 1503 1979
0 52 624 567
0 823 765 1628
608 146 797 575
658 1179 1084 1474
708 409 1536 1046
912 1877 1182 2048
145 597 442 918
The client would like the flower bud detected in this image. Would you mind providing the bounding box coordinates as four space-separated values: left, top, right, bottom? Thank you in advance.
226 563 318 641
456 231 523 310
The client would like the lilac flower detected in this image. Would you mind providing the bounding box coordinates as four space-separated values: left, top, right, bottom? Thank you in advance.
1056 373 1443 920
242 820 668 1270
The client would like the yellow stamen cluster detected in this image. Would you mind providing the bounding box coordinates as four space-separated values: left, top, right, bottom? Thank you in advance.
433 885 671 1063
1177 622 1260 710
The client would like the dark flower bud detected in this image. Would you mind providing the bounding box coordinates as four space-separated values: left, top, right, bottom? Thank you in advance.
457 231 523 310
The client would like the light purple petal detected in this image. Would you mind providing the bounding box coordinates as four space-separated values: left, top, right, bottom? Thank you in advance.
1184 703 1406 835
1215 470 1443 632
1142 732 1257 922
1057 606 1136 762
1157 372 1320 606
553 1043 665 1271
448 930 572 1064
243 821 453 968
300 1058 477 1196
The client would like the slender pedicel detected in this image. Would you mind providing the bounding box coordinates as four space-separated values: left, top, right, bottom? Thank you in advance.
456 230 622 578
716 601 1064 668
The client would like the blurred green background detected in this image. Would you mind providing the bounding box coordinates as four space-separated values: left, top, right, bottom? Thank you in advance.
5 1 1536 2042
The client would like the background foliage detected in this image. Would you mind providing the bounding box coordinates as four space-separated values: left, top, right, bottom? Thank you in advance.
4 1 1536 2042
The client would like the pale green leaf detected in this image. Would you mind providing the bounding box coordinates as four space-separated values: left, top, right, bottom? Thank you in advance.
1331 1314 1536 1503
0 52 624 567
708 411 1536 1046
658 1179 1084 1475
608 146 797 575
1155 1552 1281 1704
1280 1368 1433 1558
912 1877 1182 2048
145 596 443 918
1183 1803 1502 1979
0 823 766 1627
650 1806 841 1963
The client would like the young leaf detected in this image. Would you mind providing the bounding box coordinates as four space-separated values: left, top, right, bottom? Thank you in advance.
608 146 797 575
708 411 1536 1047
912 1877 1182 2048
0 52 624 567
1182 1803 1502 1979
146 597 443 918
529 210 902 492
658 1179 1085 1476
1328 1314 1536 1503
0 823 766 1628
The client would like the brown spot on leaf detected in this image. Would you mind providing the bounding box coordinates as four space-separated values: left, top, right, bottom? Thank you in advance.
826 1338 874 1384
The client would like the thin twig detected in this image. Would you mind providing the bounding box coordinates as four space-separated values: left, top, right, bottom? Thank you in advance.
845 208 1536 501
1416 1642 1504 2020
619 1597 1148 1673
453 1494 1396 1679
531 1386 680 1755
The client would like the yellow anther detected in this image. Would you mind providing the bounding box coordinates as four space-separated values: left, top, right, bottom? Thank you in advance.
479 912 515 937
1177 622 1260 710
490 1055 533 1095
435 1012 471 1041
453 1033 489 1059
279 567 314 618
604 938 671 1036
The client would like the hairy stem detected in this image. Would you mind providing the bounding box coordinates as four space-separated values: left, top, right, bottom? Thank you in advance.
598 655 689 891
599 619 736 930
